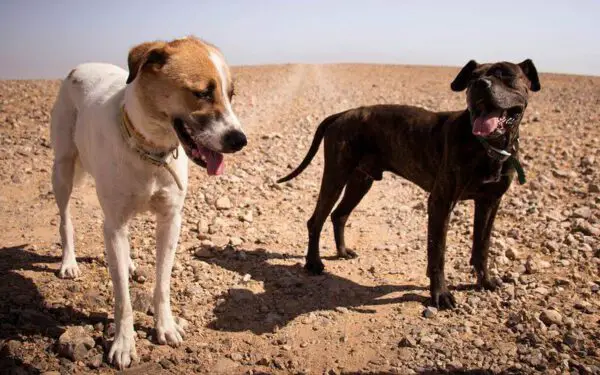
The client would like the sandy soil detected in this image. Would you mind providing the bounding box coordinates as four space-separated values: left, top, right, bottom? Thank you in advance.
0 64 599 375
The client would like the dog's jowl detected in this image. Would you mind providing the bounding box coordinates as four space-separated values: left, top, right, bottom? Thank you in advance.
50 36 246 369
278 59 540 310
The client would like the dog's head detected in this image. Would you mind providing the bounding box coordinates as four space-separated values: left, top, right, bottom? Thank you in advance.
126 36 246 175
451 59 540 139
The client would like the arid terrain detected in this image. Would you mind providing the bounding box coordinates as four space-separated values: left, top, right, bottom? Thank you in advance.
0 64 599 375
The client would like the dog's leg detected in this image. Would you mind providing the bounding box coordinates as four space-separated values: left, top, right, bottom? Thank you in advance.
331 170 373 259
426 193 456 309
154 210 185 346
104 219 137 369
471 197 502 291
52 156 80 279
306 164 350 274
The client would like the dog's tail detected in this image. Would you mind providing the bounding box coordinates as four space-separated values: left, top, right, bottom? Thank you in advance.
277 111 344 183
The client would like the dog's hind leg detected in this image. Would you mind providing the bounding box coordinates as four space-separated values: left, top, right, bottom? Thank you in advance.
51 84 81 279
331 170 373 259
471 197 502 291
305 151 353 274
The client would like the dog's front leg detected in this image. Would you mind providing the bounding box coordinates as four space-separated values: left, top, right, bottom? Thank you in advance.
426 193 456 309
154 211 185 346
471 197 502 290
104 221 137 369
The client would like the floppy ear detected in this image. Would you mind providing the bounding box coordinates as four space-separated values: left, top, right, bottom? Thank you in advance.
126 41 168 84
518 59 541 92
451 60 478 92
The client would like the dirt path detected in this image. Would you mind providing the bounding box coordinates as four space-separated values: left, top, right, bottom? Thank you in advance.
0 66 599 375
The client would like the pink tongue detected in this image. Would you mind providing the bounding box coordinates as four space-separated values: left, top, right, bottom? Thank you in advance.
473 111 501 136
205 150 224 176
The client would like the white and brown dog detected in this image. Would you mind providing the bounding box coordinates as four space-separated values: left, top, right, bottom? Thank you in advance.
50 36 246 368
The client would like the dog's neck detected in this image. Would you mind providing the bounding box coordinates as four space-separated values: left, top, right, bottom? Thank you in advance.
123 84 179 152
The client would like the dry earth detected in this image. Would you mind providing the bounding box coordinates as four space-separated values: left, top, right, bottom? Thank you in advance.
0 64 599 375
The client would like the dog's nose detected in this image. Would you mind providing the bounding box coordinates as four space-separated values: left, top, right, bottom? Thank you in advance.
223 130 247 152
474 78 492 89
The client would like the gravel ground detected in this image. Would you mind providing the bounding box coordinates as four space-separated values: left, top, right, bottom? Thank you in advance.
0 64 599 374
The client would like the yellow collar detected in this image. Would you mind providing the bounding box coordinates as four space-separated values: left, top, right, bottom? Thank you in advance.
119 106 183 190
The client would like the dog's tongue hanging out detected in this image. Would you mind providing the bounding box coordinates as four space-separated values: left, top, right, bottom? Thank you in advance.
472 110 502 136
193 148 225 175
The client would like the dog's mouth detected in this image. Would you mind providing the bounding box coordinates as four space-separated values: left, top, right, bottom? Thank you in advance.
470 104 522 139
173 119 224 175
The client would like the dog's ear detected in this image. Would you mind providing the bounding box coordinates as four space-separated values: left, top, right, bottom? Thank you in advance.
518 59 541 92
451 60 479 92
126 41 168 84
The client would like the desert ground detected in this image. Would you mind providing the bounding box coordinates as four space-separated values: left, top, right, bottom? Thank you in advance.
0 64 599 375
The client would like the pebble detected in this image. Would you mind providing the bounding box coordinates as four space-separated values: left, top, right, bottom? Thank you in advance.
422 306 438 319
572 207 592 219
399 336 417 348
216 197 232 210
505 248 520 261
57 326 95 362
539 309 563 326
131 289 153 314
588 183 600 193
240 211 253 222
229 236 243 246
195 246 214 258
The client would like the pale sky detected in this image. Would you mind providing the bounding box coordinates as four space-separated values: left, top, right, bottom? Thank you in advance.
0 0 598 79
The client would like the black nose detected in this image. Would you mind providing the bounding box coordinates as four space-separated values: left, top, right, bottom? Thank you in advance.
223 130 247 152
474 78 492 90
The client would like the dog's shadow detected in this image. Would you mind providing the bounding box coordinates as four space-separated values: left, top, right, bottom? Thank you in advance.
204 246 428 334
0 244 100 371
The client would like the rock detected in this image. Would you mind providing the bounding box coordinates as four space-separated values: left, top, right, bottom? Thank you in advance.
160 358 175 369
216 197 232 210
573 221 600 236
525 256 538 274
1 340 22 357
133 267 148 283
572 207 592 219
422 306 437 319
131 289 153 314
230 352 244 361
57 326 95 362
242 273 252 283
539 309 562 326
229 236 243 246
399 336 417 348
588 183 600 193
195 246 214 258
197 219 209 234
240 211 253 223
87 353 103 369
505 248 520 261
473 338 485 348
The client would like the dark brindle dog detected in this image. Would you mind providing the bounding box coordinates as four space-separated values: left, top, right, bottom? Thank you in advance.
277 59 540 309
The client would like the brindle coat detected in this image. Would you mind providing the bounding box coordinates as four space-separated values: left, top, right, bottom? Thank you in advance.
278 60 540 309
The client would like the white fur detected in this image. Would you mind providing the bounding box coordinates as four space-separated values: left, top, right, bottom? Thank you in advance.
50 62 190 369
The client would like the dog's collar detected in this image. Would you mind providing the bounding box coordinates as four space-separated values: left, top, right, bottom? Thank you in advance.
119 106 184 190
476 136 526 185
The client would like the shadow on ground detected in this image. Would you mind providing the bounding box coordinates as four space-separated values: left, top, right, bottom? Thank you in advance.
205 246 429 334
0 244 99 373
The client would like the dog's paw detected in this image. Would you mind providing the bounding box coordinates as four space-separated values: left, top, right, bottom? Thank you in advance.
304 260 325 275
58 261 80 279
479 275 502 291
431 290 457 310
337 248 358 259
108 334 137 369
156 316 187 347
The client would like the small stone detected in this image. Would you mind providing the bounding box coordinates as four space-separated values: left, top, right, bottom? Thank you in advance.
159 358 174 369
216 197 232 210
505 248 520 261
57 326 95 362
398 336 417 348
195 246 214 258
257 357 270 366
230 352 244 361
1 340 22 357
242 274 252 283
229 236 243 246
473 338 485 348
423 306 438 318
87 353 103 369
131 289 153 314
525 256 538 274
133 267 148 283
588 183 600 193
539 309 562 326
197 219 209 234
572 207 592 219
240 211 253 223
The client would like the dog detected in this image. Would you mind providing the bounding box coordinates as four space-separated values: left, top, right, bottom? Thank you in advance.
277 59 540 309
50 36 247 368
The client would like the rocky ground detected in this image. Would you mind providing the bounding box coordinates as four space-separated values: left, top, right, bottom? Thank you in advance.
0 64 599 375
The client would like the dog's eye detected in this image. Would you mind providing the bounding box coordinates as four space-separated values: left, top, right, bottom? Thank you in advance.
192 89 213 101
